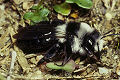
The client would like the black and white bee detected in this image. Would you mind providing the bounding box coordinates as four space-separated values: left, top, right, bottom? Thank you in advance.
14 20 105 66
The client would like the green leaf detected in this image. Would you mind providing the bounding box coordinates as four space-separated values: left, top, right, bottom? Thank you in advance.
31 5 38 10
31 5 43 10
24 5 50 24
30 15 49 23
23 12 34 20
38 8 50 17
62 60 76 72
31 15 42 23
24 8 49 24
53 2 71 16
46 60 76 72
30 21 36 25
30 8 49 23
65 0 74 3
66 0 93 9
41 16 49 21
38 5 44 10
46 62 62 70
75 0 93 9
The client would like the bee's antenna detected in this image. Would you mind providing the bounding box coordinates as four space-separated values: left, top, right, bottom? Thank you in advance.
101 33 120 39
103 29 113 35
101 26 120 39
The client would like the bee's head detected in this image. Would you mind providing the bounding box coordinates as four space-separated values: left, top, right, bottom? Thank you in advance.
80 22 120 61
79 23 104 60
82 30 104 59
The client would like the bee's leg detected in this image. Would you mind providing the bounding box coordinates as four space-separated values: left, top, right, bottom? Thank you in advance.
56 39 73 66
37 43 62 66
61 41 73 66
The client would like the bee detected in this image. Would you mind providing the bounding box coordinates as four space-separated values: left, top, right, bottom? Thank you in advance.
14 20 119 66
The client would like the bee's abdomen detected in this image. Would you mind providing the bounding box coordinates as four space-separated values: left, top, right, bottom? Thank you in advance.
16 35 57 53
15 23 57 53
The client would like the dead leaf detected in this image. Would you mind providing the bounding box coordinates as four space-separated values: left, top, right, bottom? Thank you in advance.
23 2 33 10
0 27 10 48
116 62 120 76
70 12 78 18
13 0 25 5
101 0 110 8
14 45 30 73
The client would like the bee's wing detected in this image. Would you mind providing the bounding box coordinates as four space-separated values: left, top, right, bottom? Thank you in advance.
14 22 57 53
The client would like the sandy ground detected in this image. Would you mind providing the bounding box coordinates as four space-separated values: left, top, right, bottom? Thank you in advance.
0 0 120 80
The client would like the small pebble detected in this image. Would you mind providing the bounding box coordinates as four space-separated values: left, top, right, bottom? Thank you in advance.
98 67 109 74
57 14 64 20
30 58 36 64
105 12 112 20
0 27 2 30
0 4 5 10
114 55 118 59
23 2 33 10
36 55 43 62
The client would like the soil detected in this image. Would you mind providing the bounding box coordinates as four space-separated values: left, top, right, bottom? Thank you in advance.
0 0 120 80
